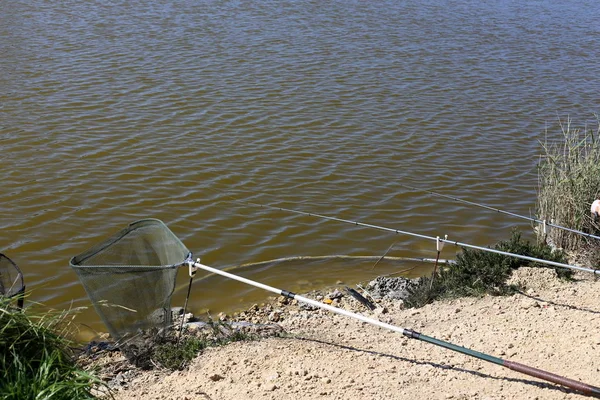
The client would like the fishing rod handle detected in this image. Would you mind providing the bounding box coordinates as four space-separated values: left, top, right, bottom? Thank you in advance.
504 360 600 397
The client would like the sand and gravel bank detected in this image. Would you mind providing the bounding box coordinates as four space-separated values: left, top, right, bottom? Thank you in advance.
97 267 599 400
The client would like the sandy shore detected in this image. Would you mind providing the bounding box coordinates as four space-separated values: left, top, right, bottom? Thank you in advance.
101 267 600 400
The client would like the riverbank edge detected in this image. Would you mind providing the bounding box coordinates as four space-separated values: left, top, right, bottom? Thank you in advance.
84 265 600 400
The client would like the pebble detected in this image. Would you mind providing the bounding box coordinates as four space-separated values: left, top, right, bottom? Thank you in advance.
209 374 224 382
373 307 388 316
263 371 279 381
268 311 282 322
520 299 539 310
184 313 194 322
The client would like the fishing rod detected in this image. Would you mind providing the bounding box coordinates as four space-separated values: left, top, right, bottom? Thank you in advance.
242 200 599 275
186 258 600 397
396 182 600 241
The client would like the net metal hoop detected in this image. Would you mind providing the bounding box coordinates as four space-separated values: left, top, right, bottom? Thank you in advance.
70 219 190 344
0 253 25 304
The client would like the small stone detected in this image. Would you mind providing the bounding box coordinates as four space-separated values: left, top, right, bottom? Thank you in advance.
321 377 331 384
520 299 538 310
185 321 208 332
265 384 277 391
209 374 224 382
264 371 279 381
171 307 184 316
373 307 388 316
184 313 195 322
268 311 282 322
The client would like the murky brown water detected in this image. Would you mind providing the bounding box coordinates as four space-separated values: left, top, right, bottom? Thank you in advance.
1 0 599 336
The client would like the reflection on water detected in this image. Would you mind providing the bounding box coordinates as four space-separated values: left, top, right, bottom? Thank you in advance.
1 0 599 334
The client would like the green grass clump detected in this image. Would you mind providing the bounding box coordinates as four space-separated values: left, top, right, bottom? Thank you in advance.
537 116 600 256
404 230 569 308
0 298 102 400
153 320 255 371
153 336 208 371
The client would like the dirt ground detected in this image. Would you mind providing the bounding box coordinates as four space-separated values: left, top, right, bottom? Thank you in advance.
99 267 600 400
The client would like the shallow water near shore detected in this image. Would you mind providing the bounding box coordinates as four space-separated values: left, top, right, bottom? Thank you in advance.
1 0 600 335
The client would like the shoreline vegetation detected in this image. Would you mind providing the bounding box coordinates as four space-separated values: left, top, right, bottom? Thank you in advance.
3 118 600 399
0 298 104 399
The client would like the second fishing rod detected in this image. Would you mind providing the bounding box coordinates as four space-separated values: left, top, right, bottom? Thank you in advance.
395 182 600 242
238 199 599 276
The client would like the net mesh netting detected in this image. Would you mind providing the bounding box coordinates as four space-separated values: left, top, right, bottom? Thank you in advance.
0 253 24 299
70 219 190 344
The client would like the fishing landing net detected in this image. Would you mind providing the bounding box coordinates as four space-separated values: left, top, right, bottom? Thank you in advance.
0 253 25 307
70 219 190 350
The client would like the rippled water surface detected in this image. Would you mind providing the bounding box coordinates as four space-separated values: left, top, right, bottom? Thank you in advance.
1 0 599 335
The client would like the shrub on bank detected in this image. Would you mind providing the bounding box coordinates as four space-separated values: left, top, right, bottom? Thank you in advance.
152 319 257 370
0 299 102 400
404 230 569 308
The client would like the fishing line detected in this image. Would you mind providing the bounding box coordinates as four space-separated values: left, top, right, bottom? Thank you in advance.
208 173 600 242
393 181 600 241
215 193 599 275
175 255 450 293
371 240 399 270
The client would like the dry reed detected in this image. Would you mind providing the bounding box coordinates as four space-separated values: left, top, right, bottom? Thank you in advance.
536 116 600 262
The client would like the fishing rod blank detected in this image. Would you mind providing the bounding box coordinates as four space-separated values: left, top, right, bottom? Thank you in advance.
247 201 600 275
187 259 600 397
397 182 600 241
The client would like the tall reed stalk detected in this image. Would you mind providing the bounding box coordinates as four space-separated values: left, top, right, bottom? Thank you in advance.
536 116 600 257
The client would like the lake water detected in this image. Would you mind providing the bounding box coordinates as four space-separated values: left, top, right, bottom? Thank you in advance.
1 0 599 336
